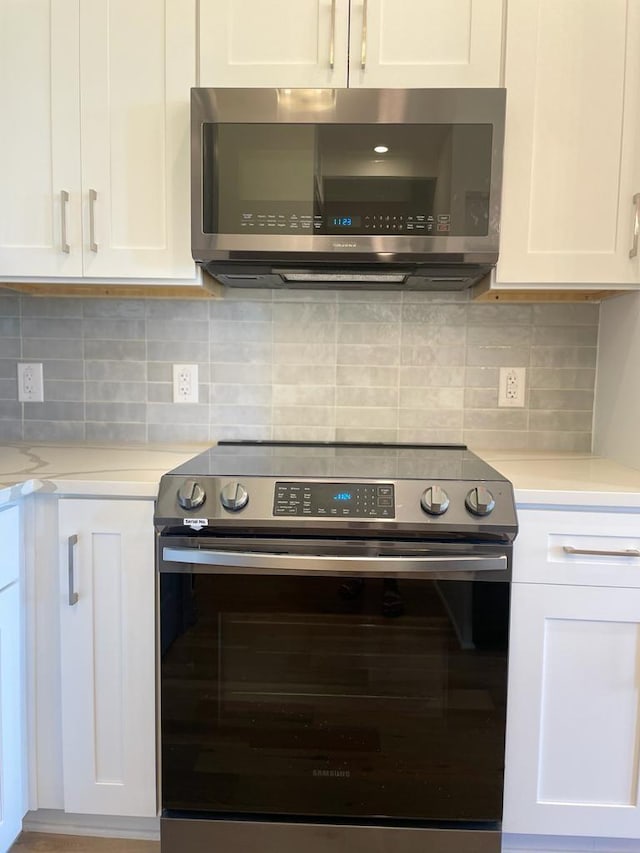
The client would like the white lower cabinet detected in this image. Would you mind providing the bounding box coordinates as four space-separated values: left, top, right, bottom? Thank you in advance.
0 583 24 852
504 506 640 840
58 498 156 817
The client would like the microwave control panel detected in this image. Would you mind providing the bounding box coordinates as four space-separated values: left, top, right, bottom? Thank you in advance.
273 481 395 518
238 212 452 234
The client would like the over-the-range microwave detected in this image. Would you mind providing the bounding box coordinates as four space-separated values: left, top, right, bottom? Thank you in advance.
191 87 506 291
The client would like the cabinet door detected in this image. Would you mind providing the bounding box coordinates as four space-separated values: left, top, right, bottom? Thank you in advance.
348 0 504 88
199 0 349 87
0 583 24 852
78 0 196 279
504 583 640 838
497 0 640 287
0 0 82 278
58 499 156 817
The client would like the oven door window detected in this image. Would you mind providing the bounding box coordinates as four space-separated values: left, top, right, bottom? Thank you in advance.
202 122 493 237
160 572 508 824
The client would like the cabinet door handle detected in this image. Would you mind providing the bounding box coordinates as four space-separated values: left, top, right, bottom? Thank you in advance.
89 189 98 252
630 193 640 259
68 534 79 605
563 545 640 558
329 0 336 68
360 0 368 69
60 190 70 254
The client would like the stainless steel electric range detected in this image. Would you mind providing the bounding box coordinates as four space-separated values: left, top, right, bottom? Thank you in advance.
154 441 518 853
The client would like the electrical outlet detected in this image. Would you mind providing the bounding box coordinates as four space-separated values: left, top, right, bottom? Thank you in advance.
17 363 44 402
172 364 199 404
498 367 526 408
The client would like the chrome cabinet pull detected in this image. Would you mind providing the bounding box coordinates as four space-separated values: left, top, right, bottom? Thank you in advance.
360 0 368 68
162 547 507 577
630 193 640 259
329 0 336 68
68 534 79 605
563 545 640 558
60 190 70 254
89 189 98 252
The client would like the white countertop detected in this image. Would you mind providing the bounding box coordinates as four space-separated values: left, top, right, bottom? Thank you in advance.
1 442 639 509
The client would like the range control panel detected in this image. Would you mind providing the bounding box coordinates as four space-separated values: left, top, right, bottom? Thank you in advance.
273 481 395 518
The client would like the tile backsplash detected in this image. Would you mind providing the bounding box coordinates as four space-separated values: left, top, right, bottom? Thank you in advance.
0 289 599 451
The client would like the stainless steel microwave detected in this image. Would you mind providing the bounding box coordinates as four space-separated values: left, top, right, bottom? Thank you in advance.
191 88 506 290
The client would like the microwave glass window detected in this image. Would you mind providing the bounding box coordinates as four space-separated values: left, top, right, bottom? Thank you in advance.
202 123 493 237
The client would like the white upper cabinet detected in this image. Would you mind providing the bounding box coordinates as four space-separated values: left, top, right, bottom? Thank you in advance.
0 0 196 282
199 0 504 88
496 0 640 288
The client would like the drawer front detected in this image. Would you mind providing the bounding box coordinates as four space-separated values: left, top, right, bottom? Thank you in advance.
0 504 19 591
514 508 640 587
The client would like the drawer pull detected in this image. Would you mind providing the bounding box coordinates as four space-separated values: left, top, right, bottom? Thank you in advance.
563 545 640 558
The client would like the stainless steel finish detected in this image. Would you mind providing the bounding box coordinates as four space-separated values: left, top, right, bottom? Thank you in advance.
630 193 640 259
190 88 506 273
89 189 98 252
60 190 70 254
160 816 501 853
329 0 336 69
420 485 450 516
67 534 79 606
563 545 640 558
176 480 206 510
360 0 368 68
465 485 495 516
162 546 507 577
220 481 249 512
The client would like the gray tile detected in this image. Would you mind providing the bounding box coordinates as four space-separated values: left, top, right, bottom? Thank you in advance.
85 361 146 381
211 424 272 442
85 402 147 422
85 422 148 443
0 361 18 380
529 347 598 368
211 321 272 343
0 294 20 316
0 318 20 337
462 430 531 451
336 427 399 443
212 384 273 405
398 409 463 430
528 411 593 431
399 366 465 387
465 346 530 368
23 421 85 442
210 300 273 322
84 340 146 361
212 363 273 384
402 290 469 304
401 304 467 325
0 420 22 440
272 290 336 303
38 359 85 380
22 317 82 339
211 405 272 426
273 426 335 442
273 406 334 427
337 302 400 323
149 423 212 443
146 300 206 320
466 325 531 347
336 387 397 407
217 287 272 302
338 291 400 304
83 299 146 318
399 387 464 409
532 325 598 346
526 431 592 452
211 342 272 364
83 318 145 340
148 403 209 425
22 339 83 359
532 303 599 326
147 318 209 342
148 340 210 362
337 344 399 367
273 343 335 365
0 401 21 419
273 385 334 406
43 380 84 402
463 388 499 409
86 381 148 403
0 379 17 400
529 389 594 411
398 428 464 444
463 409 528 431
335 408 396 429
400 345 465 367
147 383 172 403
273 364 336 385
275 321 336 344
337 324 399 346
401 324 465 347
23 401 84 422
21 297 83 317
528 368 596 390
337 366 398 387
0 339 19 358
273 303 336 325
465 367 500 389
467 304 533 326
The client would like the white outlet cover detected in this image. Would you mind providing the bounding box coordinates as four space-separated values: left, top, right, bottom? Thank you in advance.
172 364 199 404
498 367 526 408
17 362 44 402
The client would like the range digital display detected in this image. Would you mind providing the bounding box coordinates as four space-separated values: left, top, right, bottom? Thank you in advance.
273 481 395 518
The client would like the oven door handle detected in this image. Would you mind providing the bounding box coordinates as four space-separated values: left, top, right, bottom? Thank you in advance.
161 547 507 576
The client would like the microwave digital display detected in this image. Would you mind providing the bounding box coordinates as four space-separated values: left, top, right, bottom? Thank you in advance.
202 122 493 238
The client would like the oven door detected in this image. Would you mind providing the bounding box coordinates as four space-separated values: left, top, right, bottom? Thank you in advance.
158 536 509 828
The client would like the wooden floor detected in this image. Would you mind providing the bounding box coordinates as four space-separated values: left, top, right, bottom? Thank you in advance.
10 833 159 852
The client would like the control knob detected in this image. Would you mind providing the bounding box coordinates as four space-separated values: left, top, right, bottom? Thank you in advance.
220 481 249 512
420 485 450 516
177 479 206 511
465 485 496 516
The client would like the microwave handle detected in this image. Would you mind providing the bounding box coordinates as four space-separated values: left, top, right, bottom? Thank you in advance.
631 193 640 259
161 546 507 577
